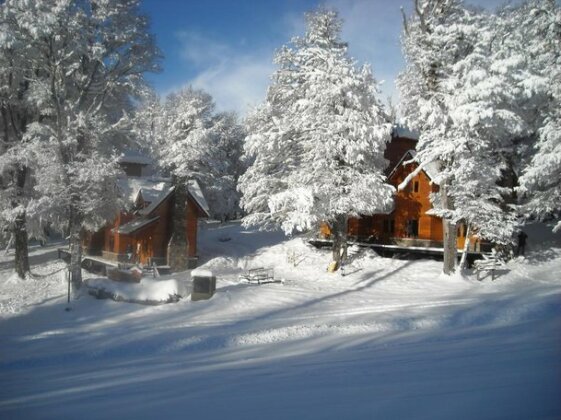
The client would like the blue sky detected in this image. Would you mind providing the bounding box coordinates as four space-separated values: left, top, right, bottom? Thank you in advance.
141 0 523 115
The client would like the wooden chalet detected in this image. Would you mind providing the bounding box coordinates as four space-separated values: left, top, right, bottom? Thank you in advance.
324 127 484 252
83 153 210 270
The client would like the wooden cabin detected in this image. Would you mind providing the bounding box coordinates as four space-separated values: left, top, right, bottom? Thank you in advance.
83 154 210 269
326 128 482 251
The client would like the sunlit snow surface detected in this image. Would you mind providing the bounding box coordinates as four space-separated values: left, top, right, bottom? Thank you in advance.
0 222 560 419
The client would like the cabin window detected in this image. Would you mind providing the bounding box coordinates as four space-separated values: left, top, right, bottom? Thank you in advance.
109 235 115 252
413 181 419 193
383 219 395 234
406 219 418 237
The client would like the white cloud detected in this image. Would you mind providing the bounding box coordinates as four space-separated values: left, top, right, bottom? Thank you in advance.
175 3 404 115
164 0 536 117
191 53 275 116
175 31 275 116
176 31 231 67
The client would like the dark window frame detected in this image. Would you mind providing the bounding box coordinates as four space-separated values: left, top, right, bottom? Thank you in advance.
383 219 395 234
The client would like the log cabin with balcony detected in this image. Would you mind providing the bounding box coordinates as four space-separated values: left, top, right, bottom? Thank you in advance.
321 127 486 253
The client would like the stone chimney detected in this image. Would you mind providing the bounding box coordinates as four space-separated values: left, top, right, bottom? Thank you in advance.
167 176 189 272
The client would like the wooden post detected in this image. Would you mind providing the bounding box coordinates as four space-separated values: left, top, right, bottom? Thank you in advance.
331 214 348 271
459 224 471 271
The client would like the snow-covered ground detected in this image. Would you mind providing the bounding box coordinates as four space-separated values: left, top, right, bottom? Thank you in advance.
1 222 560 419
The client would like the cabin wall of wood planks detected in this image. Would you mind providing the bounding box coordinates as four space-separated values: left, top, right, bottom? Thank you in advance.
89 193 201 265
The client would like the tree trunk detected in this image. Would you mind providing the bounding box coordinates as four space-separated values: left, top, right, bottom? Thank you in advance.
14 212 30 279
331 214 348 271
13 166 30 279
459 224 471 271
69 212 83 291
441 183 457 275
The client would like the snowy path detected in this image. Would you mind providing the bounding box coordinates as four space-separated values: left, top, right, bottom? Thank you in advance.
1 222 560 419
0 240 65 270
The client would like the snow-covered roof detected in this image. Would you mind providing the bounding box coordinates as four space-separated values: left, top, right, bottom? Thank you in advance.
117 177 170 206
117 150 153 165
191 268 214 278
116 216 160 235
117 176 210 217
138 186 175 216
138 186 166 204
187 179 210 217
392 124 419 140
388 150 441 185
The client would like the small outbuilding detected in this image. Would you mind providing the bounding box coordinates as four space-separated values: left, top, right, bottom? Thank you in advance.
83 153 210 270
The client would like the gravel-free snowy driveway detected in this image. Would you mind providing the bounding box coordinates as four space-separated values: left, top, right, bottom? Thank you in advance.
1 222 560 419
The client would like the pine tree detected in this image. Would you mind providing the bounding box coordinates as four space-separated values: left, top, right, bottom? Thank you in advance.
398 0 466 274
515 0 561 232
139 87 245 221
240 8 393 269
205 111 246 220
399 0 525 272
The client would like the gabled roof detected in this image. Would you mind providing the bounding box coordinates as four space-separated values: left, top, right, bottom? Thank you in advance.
117 177 169 206
138 186 175 216
187 180 210 218
115 216 160 235
137 185 167 204
388 150 441 185
117 175 210 218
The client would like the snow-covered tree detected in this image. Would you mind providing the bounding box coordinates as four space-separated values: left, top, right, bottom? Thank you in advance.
399 0 526 272
157 88 216 185
2 0 161 289
0 8 33 278
132 92 162 156
514 1 561 232
138 87 245 221
0 2 53 277
239 8 393 269
203 111 246 220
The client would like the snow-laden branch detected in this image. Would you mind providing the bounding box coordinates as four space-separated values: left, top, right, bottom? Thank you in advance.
397 159 428 191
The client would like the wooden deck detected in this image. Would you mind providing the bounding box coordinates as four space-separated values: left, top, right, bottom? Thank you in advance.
309 239 487 266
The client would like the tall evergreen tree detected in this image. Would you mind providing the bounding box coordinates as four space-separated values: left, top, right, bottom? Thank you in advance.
515 0 561 232
240 8 393 269
399 0 525 272
139 87 245 221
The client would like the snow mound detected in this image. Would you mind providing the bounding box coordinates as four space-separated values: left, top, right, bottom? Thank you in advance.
202 256 237 269
0 261 67 317
85 277 185 305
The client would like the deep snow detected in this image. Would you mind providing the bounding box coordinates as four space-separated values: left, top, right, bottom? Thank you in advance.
0 222 560 419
